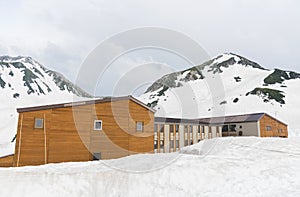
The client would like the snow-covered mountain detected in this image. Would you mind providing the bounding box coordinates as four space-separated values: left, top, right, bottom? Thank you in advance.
139 53 300 136
0 56 91 147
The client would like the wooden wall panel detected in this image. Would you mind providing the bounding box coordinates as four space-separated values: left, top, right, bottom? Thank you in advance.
259 114 288 137
48 105 92 163
12 98 154 166
13 109 52 167
0 155 13 167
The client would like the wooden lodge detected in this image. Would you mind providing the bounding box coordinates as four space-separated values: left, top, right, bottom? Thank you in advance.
12 96 155 167
0 97 288 167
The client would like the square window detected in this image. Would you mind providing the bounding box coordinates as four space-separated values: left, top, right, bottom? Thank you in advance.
266 126 272 131
34 118 44 129
136 122 143 132
93 152 101 160
94 120 102 130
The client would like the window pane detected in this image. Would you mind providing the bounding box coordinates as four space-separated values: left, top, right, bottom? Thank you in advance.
94 120 102 130
136 122 143 131
229 125 236 132
35 118 43 129
154 140 158 149
159 125 164 133
175 125 179 133
93 153 101 160
170 124 174 132
222 125 228 132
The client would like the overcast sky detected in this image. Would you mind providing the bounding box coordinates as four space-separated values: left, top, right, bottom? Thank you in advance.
0 0 299 96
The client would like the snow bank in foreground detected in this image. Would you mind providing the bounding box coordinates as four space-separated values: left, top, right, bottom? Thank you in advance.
1 137 300 197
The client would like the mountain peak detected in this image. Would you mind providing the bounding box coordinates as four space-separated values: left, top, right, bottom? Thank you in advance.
209 53 267 72
0 55 91 98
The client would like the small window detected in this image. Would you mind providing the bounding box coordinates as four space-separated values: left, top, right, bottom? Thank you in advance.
198 126 201 134
175 125 179 133
160 140 164 148
170 124 174 133
202 126 205 134
266 126 272 131
159 125 164 133
136 122 143 132
154 124 158 133
184 140 188 146
176 140 179 148
184 125 188 133
170 140 174 149
239 125 242 129
189 125 193 133
94 120 102 130
93 152 101 160
229 125 237 132
34 118 44 129
154 140 158 149
222 125 229 132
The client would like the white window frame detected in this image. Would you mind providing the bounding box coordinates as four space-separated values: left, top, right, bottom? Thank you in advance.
34 118 44 129
136 121 144 132
94 120 103 130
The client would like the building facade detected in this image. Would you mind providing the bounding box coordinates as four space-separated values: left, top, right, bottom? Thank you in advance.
1 98 288 167
198 113 288 138
154 117 222 153
13 96 155 167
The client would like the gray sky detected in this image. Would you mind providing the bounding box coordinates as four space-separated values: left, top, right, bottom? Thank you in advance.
0 0 299 96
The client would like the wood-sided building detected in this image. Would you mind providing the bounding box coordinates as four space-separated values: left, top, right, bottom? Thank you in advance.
198 113 288 138
13 96 154 167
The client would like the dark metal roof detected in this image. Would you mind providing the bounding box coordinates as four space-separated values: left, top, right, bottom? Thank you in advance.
155 113 287 126
17 96 156 113
155 117 208 125
198 113 265 125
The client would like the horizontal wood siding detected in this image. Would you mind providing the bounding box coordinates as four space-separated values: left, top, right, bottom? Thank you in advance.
259 114 288 137
48 105 92 163
128 100 154 154
12 98 154 166
13 110 51 166
0 155 14 167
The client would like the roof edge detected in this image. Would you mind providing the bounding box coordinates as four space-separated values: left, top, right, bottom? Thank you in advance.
17 95 155 113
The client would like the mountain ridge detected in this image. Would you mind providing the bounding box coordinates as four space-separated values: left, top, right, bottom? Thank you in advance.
139 53 300 136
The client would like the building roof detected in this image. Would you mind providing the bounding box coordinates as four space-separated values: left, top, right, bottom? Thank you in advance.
17 96 156 113
155 113 287 126
198 113 265 125
155 117 206 125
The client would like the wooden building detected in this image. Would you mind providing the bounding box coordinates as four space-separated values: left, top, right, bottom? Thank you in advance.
13 96 155 167
0 154 14 167
198 113 288 138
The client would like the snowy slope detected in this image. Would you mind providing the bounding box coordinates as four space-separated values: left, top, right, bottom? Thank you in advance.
0 137 299 196
139 53 300 136
0 56 91 156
